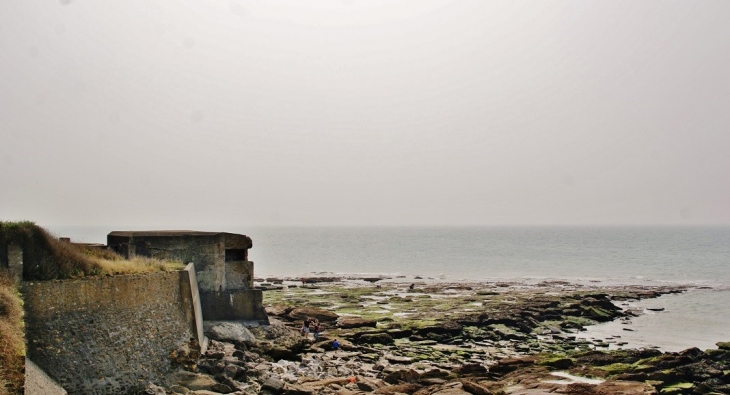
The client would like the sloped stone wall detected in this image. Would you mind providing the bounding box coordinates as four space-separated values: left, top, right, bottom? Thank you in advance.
22 269 201 394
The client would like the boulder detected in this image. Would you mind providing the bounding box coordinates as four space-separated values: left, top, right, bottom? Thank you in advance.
262 377 286 393
250 324 307 359
356 376 386 392
175 372 219 392
210 383 234 394
267 304 293 316
288 307 339 323
145 383 167 395
169 339 201 368
384 369 420 384
205 321 256 345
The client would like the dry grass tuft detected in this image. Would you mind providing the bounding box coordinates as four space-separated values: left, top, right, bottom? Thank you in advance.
0 221 181 280
0 271 25 395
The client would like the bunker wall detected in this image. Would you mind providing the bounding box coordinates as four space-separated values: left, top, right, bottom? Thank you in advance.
22 269 203 395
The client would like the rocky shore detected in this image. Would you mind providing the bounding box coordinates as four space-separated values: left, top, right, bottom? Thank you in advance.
150 279 730 395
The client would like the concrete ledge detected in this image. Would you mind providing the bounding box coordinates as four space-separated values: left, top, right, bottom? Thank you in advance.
181 263 209 353
200 289 270 323
25 358 68 395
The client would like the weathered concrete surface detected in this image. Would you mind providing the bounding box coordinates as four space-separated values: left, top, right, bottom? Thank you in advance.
22 270 200 394
107 231 254 292
25 358 67 395
8 243 23 282
181 263 209 354
200 289 270 323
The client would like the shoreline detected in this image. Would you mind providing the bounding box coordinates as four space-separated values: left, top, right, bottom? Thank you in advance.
149 276 730 394
255 276 730 353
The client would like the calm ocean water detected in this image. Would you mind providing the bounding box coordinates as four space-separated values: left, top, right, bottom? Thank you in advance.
49 225 730 351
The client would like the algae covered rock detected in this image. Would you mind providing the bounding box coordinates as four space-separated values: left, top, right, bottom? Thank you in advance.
288 307 339 322
357 331 394 345
716 341 730 350
337 316 379 329
249 323 307 359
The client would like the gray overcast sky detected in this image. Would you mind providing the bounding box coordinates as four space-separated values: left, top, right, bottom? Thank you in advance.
1 0 729 227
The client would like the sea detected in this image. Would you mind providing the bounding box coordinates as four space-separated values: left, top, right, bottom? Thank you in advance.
48 225 730 353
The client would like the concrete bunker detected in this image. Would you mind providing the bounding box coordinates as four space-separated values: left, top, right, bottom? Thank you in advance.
107 230 268 323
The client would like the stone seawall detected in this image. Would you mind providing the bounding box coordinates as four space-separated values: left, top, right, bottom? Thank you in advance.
22 269 202 394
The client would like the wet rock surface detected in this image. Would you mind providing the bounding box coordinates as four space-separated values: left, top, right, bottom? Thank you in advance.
149 280 728 395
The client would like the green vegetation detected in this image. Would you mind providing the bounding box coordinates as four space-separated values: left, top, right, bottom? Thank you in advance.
0 271 24 395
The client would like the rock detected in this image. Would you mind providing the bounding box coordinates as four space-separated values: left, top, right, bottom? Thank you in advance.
416 321 463 336
288 307 339 323
250 324 307 359
301 277 341 284
267 304 293 316
175 372 219 392
384 369 420 384
387 329 413 339
539 357 574 369
452 364 487 376
716 342 730 350
421 382 471 395
386 355 413 364
145 382 167 394
205 321 256 345
421 368 451 379
169 385 191 394
488 356 535 374
356 332 394 345
282 383 315 394
373 383 422 394
262 377 286 393
223 364 243 380
337 317 378 329
356 376 386 392
169 339 202 368
210 383 234 394
459 380 492 395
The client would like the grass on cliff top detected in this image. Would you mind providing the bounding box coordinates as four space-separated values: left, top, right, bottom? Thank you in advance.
0 221 182 281
0 271 24 395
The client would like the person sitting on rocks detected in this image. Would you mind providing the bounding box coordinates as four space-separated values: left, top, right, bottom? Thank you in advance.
332 338 339 351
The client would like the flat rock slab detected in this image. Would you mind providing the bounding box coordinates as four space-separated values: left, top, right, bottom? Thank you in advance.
337 317 378 329
289 307 339 322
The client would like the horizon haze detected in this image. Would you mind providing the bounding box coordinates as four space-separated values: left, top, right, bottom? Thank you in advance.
2 1 730 228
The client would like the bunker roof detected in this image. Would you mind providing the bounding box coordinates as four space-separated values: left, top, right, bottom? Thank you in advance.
107 230 253 249
109 230 223 237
